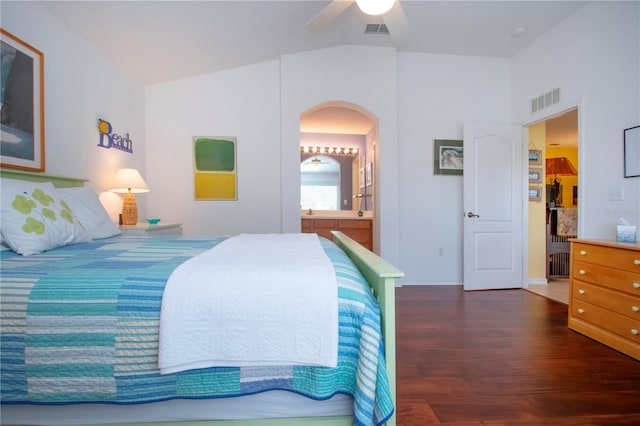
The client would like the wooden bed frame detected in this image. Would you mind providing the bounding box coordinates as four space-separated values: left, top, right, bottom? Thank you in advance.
0 169 404 426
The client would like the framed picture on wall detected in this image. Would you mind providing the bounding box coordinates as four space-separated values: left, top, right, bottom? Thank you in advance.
365 162 372 186
528 167 542 184
0 29 45 172
528 150 542 166
624 125 640 178
433 139 463 175
193 136 237 200
529 185 542 202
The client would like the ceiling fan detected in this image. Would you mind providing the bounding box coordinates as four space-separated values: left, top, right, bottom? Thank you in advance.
305 0 409 45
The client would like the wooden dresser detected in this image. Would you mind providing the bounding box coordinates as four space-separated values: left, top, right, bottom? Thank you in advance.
569 239 640 360
301 218 372 250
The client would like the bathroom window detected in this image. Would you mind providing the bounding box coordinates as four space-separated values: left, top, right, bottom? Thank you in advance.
301 185 338 210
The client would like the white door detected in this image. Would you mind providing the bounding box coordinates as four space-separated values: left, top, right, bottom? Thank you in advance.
463 123 524 290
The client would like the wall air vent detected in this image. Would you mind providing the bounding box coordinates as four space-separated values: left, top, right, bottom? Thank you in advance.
531 88 560 114
365 23 390 35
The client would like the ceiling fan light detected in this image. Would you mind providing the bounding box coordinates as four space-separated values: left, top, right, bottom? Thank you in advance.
356 0 395 16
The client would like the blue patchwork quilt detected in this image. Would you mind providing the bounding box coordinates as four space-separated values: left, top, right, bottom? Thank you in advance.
0 235 393 426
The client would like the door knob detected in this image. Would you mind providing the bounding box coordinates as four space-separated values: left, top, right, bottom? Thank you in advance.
466 212 480 218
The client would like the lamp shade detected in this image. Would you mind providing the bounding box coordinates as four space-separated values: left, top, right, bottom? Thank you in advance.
110 168 150 194
546 157 577 178
355 0 395 16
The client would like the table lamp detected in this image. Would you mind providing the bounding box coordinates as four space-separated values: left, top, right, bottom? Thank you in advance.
110 168 149 225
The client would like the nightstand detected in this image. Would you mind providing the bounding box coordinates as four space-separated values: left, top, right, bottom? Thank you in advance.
119 222 183 236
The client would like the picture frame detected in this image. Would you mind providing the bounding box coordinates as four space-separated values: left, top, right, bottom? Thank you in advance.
193 136 237 200
529 185 542 202
623 125 640 178
365 162 372 186
433 139 463 175
528 167 542 184
528 150 542 166
0 29 45 172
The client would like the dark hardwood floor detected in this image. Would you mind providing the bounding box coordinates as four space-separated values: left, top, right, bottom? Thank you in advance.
395 286 640 425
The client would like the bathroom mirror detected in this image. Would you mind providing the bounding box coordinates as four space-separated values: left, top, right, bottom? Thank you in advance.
300 104 375 213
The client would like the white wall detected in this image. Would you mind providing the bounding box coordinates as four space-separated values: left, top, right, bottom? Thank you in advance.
145 62 282 236
511 1 640 239
1 1 146 221
397 53 511 284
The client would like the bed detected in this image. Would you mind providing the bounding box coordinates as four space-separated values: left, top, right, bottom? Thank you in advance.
0 170 403 426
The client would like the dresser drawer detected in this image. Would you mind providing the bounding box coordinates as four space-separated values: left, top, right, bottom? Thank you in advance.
311 219 337 229
571 300 640 344
341 228 371 244
573 242 640 273
301 219 313 233
337 219 371 230
572 280 640 320
572 260 640 295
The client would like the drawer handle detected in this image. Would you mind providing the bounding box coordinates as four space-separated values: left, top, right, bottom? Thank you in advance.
634 283 640 289
635 260 640 265
632 329 639 336
579 250 586 256
579 270 586 275
577 308 585 314
633 306 639 313
578 289 585 295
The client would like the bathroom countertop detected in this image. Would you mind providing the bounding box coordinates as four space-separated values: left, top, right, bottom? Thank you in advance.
301 210 373 220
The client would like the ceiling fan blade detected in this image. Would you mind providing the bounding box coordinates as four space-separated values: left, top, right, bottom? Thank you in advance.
305 0 355 32
383 1 409 46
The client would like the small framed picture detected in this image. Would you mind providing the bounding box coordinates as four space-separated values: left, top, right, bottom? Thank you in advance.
365 162 372 186
624 125 640 178
528 150 542 165
528 167 542 184
433 139 463 175
529 185 542 202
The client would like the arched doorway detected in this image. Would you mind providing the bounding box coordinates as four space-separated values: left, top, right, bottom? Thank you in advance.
299 101 380 252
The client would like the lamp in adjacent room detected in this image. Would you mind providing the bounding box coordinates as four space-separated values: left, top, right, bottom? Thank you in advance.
546 157 577 206
110 168 149 225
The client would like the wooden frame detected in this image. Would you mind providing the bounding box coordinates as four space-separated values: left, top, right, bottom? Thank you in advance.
1 173 403 426
528 167 542 184
433 139 463 175
623 125 640 178
528 150 542 166
529 185 542 202
0 28 45 172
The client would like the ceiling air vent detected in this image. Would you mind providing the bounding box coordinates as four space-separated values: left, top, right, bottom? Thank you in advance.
531 88 560 114
365 23 389 35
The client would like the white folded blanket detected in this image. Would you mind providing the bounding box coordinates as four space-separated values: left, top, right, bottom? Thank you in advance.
158 233 338 374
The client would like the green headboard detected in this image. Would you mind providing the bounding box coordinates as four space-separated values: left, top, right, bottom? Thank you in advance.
0 169 87 188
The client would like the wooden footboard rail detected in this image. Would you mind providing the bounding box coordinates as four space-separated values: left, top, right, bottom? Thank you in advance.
331 231 404 426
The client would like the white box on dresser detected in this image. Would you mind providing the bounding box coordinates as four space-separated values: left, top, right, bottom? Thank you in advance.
119 222 183 236
569 239 640 361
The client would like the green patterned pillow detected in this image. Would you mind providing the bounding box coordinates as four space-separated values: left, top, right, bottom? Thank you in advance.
0 178 91 256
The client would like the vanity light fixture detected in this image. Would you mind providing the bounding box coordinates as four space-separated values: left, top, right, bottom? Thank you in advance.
300 146 359 155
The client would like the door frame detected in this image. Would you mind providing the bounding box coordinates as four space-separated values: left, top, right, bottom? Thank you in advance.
520 100 584 289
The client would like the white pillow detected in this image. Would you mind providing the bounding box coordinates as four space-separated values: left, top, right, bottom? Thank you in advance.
58 187 121 239
0 233 9 251
0 178 91 256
